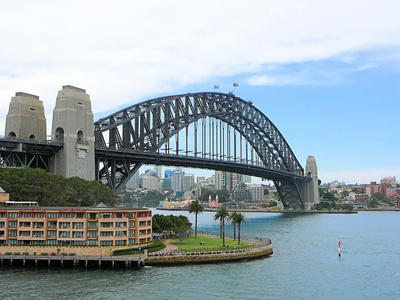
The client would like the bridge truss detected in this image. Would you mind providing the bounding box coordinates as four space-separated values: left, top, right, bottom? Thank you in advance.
94 92 309 209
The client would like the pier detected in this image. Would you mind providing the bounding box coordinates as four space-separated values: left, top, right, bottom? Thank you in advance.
0 254 145 269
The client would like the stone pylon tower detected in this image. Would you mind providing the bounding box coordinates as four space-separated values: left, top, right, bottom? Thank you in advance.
5 92 46 141
303 156 320 210
50 85 95 181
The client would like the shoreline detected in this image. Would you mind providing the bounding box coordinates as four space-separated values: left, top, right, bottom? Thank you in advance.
156 207 359 214
145 244 273 266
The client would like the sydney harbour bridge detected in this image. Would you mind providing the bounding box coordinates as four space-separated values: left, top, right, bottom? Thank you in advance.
0 86 319 210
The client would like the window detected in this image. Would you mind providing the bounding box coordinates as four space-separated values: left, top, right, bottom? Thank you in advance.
8 212 18 219
73 213 85 218
8 221 17 228
129 221 135 228
100 231 113 237
115 240 126 246
33 222 44 228
128 212 136 219
72 232 84 238
47 240 57 245
115 222 127 228
48 231 57 238
73 241 85 246
100 222 113 228
0 222 4 228
32 231 44 238
115 231 126 237
115 212 125 218
60 212 71 218
59 222 70 229
59 231 70 238
48 221 57 228
87 213 98 220
9 239 17 245
19 231 31 237
8 230 17 237
87 222 98 229
88 240 98 246
19 222 31 227
129 230 135 237
128 239 135 245
72 222 84 229
21 212 32 218
48 212 58 219
87 231 98 238
34 212 45 218
0 212 6 218
100 240 112 246
100 213 112 219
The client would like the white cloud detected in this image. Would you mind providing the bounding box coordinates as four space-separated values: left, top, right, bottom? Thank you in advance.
1 0 400 135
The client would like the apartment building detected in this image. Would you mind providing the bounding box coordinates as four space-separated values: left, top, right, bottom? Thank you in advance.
0 206 152 247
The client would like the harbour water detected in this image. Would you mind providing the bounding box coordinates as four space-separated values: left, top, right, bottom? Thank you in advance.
0 210 399 299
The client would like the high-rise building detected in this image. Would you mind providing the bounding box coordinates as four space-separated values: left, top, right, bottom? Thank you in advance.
172 169 184 195
183 173 195 192
164 169 174 179
153 165 162 178
126 171 140 189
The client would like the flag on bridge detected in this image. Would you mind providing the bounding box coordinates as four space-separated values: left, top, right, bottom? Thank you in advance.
233 83 239 87
214 85 219 89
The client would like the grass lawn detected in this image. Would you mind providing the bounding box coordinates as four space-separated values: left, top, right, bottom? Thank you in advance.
171 235 254 251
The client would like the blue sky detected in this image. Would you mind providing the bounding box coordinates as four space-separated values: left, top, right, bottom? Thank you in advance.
0 0 399 184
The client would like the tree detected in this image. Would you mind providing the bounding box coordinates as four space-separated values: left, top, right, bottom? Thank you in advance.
189 200 204 239
216 190 230 203
235 213 246 245
373 192 384 201
229 211 239 240
369 199 379 208
214 206 229 246
174 222 192 244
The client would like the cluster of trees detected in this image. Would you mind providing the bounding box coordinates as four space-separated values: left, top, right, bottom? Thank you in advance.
314 201 353 211
213 207 245 245
152 214 192 243
0 168 118 207
121 190 172 207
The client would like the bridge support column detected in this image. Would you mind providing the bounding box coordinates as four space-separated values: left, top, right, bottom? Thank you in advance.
5 92 46 141
50 85 95 180
303 156 320 210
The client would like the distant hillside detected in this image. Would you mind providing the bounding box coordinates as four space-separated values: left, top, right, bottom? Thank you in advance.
0 168 118 207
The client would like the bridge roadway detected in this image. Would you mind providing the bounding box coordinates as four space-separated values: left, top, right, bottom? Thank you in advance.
95 148 309 183
0 137 308 182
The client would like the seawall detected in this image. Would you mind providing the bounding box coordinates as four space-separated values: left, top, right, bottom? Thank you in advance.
145 244 273 266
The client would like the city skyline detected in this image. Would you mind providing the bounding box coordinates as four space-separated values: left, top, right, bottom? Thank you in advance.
1 1 399 184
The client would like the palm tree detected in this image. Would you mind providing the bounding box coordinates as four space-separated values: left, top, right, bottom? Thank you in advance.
189 200 204 239
229 211 239 241
214 206 229 246
235 213 246 245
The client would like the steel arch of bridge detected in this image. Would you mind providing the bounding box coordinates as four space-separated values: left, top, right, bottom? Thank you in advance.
94 92 308 209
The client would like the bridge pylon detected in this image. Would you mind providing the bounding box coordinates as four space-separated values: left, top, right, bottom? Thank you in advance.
50 85 95 181
303 156 320 210
5 92 46 141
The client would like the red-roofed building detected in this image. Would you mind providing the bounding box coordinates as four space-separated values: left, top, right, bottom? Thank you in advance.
389 192 400 206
